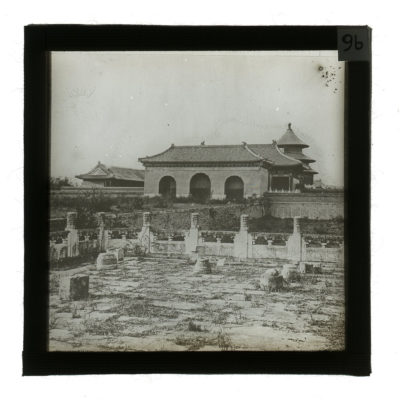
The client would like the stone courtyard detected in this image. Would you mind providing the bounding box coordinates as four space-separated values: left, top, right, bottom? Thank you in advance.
49 255 345 352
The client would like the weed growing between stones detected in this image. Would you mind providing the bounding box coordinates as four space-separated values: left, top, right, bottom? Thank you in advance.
188 320 204 332
49 312 59 329
82 316 123 336
216 330 234 351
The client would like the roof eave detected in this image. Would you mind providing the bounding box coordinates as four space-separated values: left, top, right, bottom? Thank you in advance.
75 174 114 180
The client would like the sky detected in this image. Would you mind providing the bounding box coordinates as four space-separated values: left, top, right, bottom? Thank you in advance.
51 51 345 186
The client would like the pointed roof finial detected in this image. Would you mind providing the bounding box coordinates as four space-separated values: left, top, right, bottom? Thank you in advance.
277 123 309 148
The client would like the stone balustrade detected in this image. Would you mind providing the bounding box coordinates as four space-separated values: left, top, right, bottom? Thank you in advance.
49 211 344 264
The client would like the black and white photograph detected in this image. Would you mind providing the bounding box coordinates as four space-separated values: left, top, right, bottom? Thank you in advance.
47 50 346 352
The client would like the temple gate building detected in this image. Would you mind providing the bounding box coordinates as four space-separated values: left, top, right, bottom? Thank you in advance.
139 124 317 200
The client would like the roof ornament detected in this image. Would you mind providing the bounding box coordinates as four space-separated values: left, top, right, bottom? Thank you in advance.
171 143 175 148
272 140 277 146
288 123 292 130
241 141 247 146
201 141 205 145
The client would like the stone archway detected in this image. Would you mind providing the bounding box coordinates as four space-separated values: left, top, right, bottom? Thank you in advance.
190 173 211 201
159 176 176 198
224 176 244 200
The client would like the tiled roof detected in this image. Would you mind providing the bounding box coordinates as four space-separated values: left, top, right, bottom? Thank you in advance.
277 123 309 148
139 143 301 167
247 144 302 166
283 152 315 163
108 166 145 181
303 164 318 174
76 163 144 181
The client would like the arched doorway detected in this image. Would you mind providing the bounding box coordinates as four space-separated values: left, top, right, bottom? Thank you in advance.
159 176 176 198
224 176 244 200
190 173 211 201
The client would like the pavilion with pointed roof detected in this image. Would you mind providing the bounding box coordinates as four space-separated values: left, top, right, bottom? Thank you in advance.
139 124 318 200
276 123 318 185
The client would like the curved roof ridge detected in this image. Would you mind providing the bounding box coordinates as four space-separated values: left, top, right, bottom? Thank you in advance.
273 142 302 165
245 143 274 164
138 144 176 161
172 144 243 148
242 142 266 161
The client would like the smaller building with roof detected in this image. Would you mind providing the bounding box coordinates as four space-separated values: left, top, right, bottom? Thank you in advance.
139 124 317 200
76 162 145 188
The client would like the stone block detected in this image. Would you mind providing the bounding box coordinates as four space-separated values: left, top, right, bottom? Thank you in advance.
59 274 89 301
216 258 226 267
96 252 118 270
282 264 300 282
299 262 314 274
188 251 198 264
260 269 285 292
313 263 323 274
108 247 124 262
299 262 323 274
193 257 212 274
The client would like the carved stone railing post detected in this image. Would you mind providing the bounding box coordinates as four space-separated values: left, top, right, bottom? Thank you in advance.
287 216 302 262
66 212 79 257
185 213 200 254
293 216 300 234
234 214 253 259
191 212 199 229
138 212 153 253
240 214 249 232
97 212 109 252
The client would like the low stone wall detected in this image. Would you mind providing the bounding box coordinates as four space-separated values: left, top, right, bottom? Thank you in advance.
265 192 344 219
51 187 144 199
150 241 186 255
303 247 343 263
252 244 290 260
200 242 235 257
